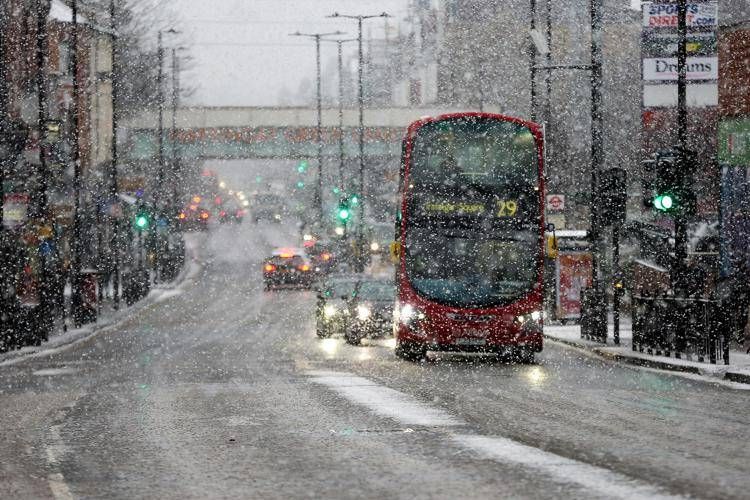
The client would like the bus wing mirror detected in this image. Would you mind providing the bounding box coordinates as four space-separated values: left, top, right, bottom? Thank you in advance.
389 241 401 263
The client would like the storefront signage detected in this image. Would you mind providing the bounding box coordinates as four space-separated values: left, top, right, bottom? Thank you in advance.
2 193 29 229
643 57 718 81
643 2 718 28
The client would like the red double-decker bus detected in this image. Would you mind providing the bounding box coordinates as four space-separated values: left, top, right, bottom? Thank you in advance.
393 112 546 362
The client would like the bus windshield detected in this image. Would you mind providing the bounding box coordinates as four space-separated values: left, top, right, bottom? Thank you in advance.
409 117 538 189
405 228 538 307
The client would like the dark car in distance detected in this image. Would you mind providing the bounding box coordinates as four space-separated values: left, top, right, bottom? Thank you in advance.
263 248 315 290
344 277 395 345
315 275 359 338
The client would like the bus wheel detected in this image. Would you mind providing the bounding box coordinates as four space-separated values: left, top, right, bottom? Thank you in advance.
395 341 426 362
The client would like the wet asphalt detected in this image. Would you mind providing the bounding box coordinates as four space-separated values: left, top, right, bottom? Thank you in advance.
1 221 749 500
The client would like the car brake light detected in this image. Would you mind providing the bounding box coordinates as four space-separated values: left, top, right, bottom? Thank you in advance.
264 264 276 272
200 211 209 220
178 212 186 220
321 253 331 261
299 264 310 272
189 204 198 211
192 196 202 203
220 210 227 216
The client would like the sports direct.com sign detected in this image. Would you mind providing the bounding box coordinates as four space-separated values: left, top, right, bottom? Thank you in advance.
643 2 718 28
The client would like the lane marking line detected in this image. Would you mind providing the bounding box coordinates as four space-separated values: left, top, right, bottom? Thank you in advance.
307 371 684 499
46 424 74 500
47 473 74 500
308 372 462 427
452 434 684 500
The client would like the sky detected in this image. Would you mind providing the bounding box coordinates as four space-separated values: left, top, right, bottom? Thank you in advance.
167 0 410 107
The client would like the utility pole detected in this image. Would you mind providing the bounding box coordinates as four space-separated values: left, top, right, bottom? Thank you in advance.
327 12 390 273
157 31 165 212
673 0 689 293
35 0 52 333
323 38 357 194
529 0 538 122
581 0 607 341
290 31 345 225
110 0 120 309
70 0 85 325
171 48 181 216
544 0 552 124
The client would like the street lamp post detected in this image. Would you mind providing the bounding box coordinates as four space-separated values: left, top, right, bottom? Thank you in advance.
109 0 121 309
35 0 53 333
156 29 179 214
170 47 184 217
290 30 345 225
529 0 538 122
326 12 390 272
155 28 179 283
322 38 357 193
70 0 86 325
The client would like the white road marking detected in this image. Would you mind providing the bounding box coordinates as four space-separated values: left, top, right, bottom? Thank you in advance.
452 434 684 500
47 473 74 500
46 424 74 500
307 371 684 499
307 371 462 427
33 367 79 377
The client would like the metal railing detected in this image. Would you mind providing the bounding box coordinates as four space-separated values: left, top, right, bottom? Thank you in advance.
631 295 729 365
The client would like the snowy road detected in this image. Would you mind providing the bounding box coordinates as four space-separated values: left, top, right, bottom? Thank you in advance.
1 221 749 499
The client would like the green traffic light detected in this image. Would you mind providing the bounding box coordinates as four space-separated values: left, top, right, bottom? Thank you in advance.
135 214 149 229
350 195 359 205
296 181 305 188
653 193 674 212
332 187 340 194
297 160 308 173
337 208 350 221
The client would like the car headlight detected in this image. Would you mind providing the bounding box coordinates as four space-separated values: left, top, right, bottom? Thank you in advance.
370 242 380 252
357 304 371 321
398 303 426 326
323 304 337 318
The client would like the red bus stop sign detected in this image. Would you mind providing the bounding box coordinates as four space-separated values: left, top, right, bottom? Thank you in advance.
546 194 565 212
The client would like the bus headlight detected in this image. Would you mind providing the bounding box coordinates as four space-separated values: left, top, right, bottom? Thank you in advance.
357 304 372 321
515 310 543 332
323 305 338 318
398 303 426 326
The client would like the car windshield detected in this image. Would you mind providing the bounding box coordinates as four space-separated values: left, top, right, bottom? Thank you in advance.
356 281 395 301
324 279 357 299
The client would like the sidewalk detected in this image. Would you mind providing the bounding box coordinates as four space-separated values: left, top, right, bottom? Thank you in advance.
0 234 203 367
544 318 750 386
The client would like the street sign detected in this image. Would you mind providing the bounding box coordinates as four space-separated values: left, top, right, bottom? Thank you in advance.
546 194 565 212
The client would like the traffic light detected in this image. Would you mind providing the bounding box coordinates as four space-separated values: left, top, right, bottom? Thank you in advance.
653 192 675 212
337 198 351 222
598 167 627 226
297 160 308 173
349 194 359 205
644 149 696 215
296 181 305 189
134 208 151 231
